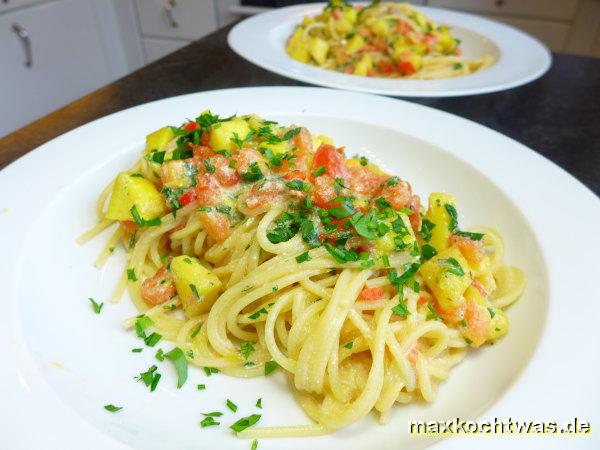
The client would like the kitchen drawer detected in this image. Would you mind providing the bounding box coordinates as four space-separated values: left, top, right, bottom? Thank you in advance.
0 0 112 136
486 15 571 51
428 0 580 21
143 36 189 63
0 0 46 14
135 0 216 40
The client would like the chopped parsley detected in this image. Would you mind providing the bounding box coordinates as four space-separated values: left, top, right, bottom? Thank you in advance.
453 62 463 70
165 347 188 388
136 365 161 392
226 399 238 413
127 268 137 282
197 384 206 390
454 230 484 241
264 360 278 376
88 297 103 314
295 251 311 263
130 205 162 227
438 257 465 276
190 323 202 338
444 204 458 232
241 162 264 182
104 404 123 412
426 304 441 321
283 127 301 140
487 307 496 318
155 348 165 361
248 307 268 320
256 398 262 408
144 332 162 347
313 165 326 177
204 367 220 376
421 244 438 261
204 158 216 174
131 348 143 353
324 243 358 264
134 315 154 339
239 341 255 360
344 341 354 349
200 416 220 428
190 283 202 300
359 156 369 166
230 414 262 433
285 179 310 192
420 219 436 241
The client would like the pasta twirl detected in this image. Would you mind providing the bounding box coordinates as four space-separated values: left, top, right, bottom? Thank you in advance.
81 111 524 438
286 1 495 79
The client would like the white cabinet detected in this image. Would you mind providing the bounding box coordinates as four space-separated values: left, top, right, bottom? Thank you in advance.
143 36 189 63
0 0 117 137
134 0 217 40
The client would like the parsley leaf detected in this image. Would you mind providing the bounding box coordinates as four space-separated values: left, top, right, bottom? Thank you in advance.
104 404 123 412
88 297 103 314
165 347 188 388
438 257 465 276
344 341 354 349
444 204 458 232
264 360 278 376
313 165 325 177
230 414 261 433
226 399 238 413
420 219 436 241
283 127 301 140
296 251 311 263
239 341 255 360
324 243 359 264
454 230 484 241
130 205 162 228
200 416 220 427
241 162 264 182
421 244 438 261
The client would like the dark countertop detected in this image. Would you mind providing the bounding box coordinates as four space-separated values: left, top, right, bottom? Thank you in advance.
1 24 598 196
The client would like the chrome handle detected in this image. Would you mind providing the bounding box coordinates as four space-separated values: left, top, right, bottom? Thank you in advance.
163 0 178 28
11 23 32 67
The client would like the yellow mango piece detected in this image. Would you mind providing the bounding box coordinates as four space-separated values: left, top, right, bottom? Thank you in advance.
334 18 353 35
170 256 222 317
374 213 416 255
312 134 333 151
209 118 251 151
106 172 166 221
371 19 390 38
343 8 358 24
420 246 472 310
354 54 372 76
308 37 329 65
346 34 365 54
424 193 457 253
286 27 310 63
260 140 289 155
487 309 509 341
145 126 175 153
161 160 196 189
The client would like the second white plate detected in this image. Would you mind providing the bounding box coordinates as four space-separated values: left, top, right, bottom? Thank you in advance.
228 3 551 97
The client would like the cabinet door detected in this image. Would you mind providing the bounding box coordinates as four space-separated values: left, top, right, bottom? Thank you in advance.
135 0 216 40
143 37 189 63
0 0 112 137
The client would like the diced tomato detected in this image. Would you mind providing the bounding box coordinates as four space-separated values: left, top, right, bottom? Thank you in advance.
378 60 395 75
455 48 463 56
243 179 286 212
183 121 198 131
178 188 197 206
198 210 231 242
359 287 384 301
372 40 388 52
283 170 306 181
192 145 214 160
344 66 355 74
141 261 176 306
407 344 419 364
312 174 338 208
195 174 221 206
120 220 138 234
348 165 387 197
397 60 417 76
407 194 421 232
449 235 486 266
233 148 266 177
200 130 211 146
332 7 342 20
375 178 421 232
435 301 466 326
471 279 488 297
312 144 347 180
294 127 313 154
397 20 413 35
463 297 490 348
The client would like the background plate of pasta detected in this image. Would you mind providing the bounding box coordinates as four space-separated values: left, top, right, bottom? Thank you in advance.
1 87 599 450
228 2 551 97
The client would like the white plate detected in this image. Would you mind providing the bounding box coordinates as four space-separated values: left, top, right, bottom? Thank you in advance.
228 3 551 97
2 87 598 450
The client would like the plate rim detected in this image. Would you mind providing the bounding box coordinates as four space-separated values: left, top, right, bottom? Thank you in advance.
227 3 552 97
1 87 599 450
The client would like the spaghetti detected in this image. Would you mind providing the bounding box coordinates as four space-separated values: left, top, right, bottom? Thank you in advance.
286 1 495 79
80 111 525 438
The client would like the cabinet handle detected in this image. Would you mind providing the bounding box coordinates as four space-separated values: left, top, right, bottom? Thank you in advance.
163 0 178 28
11 23 32 68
